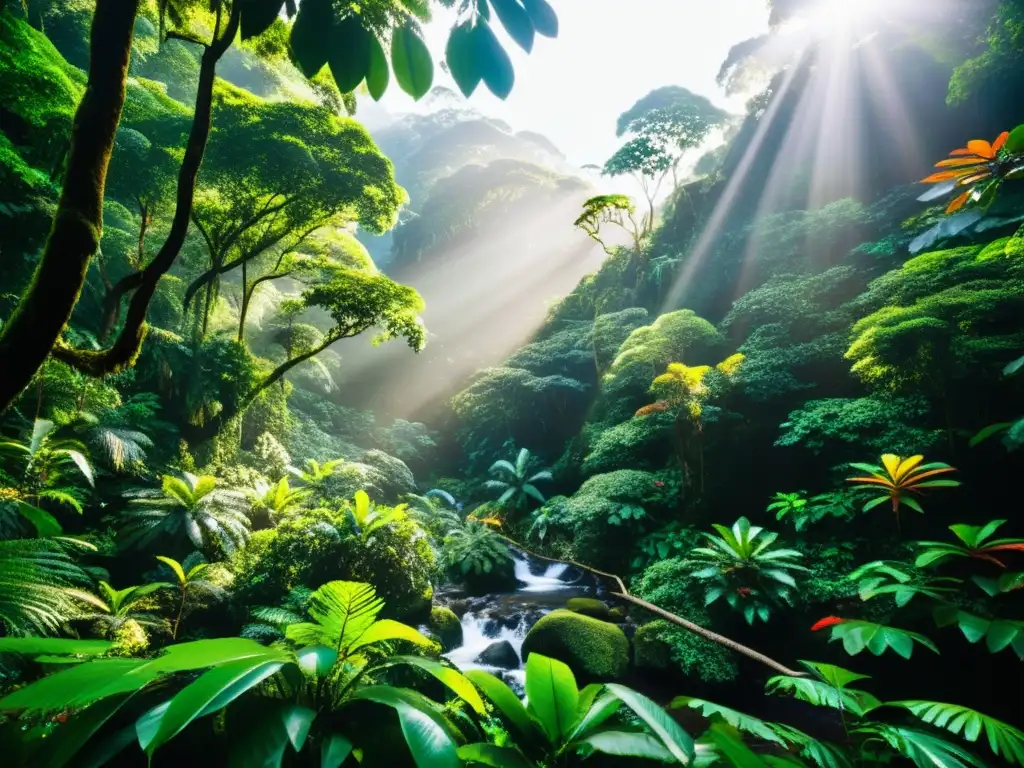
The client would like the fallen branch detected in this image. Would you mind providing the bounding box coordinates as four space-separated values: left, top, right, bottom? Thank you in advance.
499 535 808 678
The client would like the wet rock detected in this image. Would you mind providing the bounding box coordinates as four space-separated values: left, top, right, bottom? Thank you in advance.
499 614 522 631
481 618 504 639
475 640 520 669
467 597 491 614
448 599 470 618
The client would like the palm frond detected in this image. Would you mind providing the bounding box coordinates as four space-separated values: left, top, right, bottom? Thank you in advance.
887 701 1024 765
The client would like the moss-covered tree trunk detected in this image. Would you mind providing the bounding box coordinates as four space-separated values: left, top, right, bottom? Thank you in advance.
54 3 242 377
0 0 139 413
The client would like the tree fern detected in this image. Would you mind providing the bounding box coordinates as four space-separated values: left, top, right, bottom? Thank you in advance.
0 537 95 635
442 521 512 576
485 447 551 509
121 473 250 556
887 701 1024 765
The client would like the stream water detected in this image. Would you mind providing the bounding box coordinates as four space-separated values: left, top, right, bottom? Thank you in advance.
440 553 597 694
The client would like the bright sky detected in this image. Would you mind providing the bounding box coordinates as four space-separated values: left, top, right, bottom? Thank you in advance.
373 0 770 169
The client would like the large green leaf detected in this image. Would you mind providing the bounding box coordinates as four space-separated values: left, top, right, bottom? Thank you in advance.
366 35 390 101
281 704 316 752
490 0 535 52
605 683 695 765
862 725 986 768
568 693 621 742
671 697 785 746
887 701 1024 765
329 15 373 93
521 0 558 37
0 658 148 714
525 653 579 744
14 501 63 536
290 0 334 76
0 637 112 656
705 722 770 767
241 0 286 39
348 619 432 652
321 733 353 768
1004 125 1024 155
155 556 186 585
765 670 880 718
226 699 291 768
0 638 287 714
377 656 486 714
466 19 512 99
296 645 338 678
138 657 287 753
445 20 482 97
458 743 533 767
31 692 136 768
391 25 433 100
827 621 938 659
578 731 677 761
348 686 459 768
933 606 1024 659
465 670 540 745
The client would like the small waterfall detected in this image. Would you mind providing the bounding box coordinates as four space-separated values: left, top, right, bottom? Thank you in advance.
444 611 526 671
513 556 570 592
442 553 585 697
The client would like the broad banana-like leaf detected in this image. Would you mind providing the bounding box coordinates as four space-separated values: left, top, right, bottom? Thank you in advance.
605 683 695 765
465 670 540 745
525 654 579 744
348 686 460 768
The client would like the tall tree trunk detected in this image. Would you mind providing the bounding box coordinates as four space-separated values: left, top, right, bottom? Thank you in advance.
53 3 242 377
135 202 149 269
0 0 139 413
237 258 248 342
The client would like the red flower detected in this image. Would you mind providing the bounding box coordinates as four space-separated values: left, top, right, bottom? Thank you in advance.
811 616 846 632
654 481 664 488
737 587 751 597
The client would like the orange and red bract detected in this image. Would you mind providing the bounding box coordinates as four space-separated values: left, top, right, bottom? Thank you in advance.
811 616 846 631
920 131 1010 213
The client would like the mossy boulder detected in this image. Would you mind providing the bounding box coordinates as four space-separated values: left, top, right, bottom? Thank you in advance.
565 597 611 620
429 606 463 652
608 606 627 622
521 609 629 682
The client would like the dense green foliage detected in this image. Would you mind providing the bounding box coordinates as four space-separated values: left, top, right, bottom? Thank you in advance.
2 0 1024 765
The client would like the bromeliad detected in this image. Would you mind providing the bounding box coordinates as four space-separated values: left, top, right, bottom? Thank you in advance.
915 520 1024 569
847 454 958 524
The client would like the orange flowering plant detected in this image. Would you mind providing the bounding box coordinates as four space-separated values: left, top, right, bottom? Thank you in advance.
920 127 1024 214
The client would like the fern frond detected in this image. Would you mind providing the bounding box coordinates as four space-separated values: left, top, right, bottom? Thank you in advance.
887 701 1024 765
251 606 305 630
0 538 91 635
285 581 383 649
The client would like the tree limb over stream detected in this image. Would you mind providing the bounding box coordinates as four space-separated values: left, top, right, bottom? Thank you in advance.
499 535 809 678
